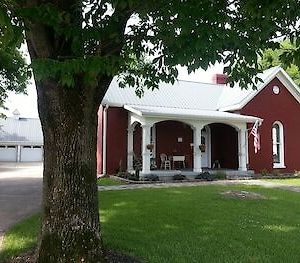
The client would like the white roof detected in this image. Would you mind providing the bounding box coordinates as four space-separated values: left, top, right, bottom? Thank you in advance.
104 67 274 109
102 67 300 118
125 105 261 123
0 117 43 144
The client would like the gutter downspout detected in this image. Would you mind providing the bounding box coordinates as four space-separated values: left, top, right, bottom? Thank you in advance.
102 105 109 175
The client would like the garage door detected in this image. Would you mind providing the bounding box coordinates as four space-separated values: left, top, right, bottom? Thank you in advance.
20 146 43 162
0 145 17 161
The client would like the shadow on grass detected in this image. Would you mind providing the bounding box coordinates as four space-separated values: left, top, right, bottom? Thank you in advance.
2 185 300 262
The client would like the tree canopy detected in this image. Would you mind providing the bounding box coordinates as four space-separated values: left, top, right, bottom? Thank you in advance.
260 40 300 85
1 0 299 95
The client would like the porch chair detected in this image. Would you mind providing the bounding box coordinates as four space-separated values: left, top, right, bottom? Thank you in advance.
160 153 171 170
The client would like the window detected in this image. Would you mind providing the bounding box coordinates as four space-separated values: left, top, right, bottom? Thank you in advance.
7 146 16 149
272 121 285 168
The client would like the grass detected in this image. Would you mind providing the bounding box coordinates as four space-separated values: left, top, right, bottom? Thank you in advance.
97 176 123 186
263 178 300 186
2 185 300 262
0 214 41 261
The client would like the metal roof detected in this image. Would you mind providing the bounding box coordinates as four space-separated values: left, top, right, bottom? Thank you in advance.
102 67 294 112
0 117 43 144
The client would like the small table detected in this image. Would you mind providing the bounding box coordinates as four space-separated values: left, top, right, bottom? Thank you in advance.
172 155 185 169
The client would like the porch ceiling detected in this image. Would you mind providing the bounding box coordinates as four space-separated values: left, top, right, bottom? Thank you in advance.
124 105 262 123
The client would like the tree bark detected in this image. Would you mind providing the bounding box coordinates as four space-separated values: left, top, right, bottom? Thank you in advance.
35 77 110 263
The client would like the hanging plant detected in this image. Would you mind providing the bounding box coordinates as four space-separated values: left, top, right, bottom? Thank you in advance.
146 143 154 150
199 144 205 152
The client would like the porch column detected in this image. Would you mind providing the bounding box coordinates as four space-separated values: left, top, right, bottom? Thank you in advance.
142 124 152 174
238 126 247 171
193 124 204 172
127 126 135 171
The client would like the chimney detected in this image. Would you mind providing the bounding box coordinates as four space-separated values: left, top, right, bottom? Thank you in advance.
12 109 20 120
212 73 228 85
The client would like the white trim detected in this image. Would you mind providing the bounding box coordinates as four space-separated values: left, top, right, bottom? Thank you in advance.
102 105 109 175
220 67 300 112
273 164 286 169
193 124 204 172
124 105 261 124
237 126 247 171
152 124 156 158
206 126 212 168
272 121 285 169
124 105 142 116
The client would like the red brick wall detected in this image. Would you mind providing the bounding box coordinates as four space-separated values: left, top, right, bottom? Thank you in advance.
210 123 238 169
105 107 128 174
155 121 194 169
241 77 300 173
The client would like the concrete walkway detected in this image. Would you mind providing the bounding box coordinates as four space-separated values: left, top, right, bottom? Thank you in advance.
98 179 300 193
0 163 42 251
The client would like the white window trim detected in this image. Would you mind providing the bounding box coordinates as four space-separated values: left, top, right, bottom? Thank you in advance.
272 121 285 169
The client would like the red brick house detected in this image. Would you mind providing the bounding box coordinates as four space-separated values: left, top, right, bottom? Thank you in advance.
97 67 300 176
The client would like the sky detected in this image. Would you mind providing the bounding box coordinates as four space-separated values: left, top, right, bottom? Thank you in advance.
3 64 224 118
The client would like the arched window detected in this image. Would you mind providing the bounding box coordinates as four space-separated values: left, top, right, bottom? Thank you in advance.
272 121 285 168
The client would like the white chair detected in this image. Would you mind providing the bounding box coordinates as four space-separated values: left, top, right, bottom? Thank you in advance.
160 153 171 170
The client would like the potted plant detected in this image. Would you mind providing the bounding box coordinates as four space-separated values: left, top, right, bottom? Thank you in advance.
199 144 205 152
146 143 154 150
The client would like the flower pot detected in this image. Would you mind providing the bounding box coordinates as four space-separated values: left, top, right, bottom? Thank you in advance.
199 144 205 152
146 144 154 150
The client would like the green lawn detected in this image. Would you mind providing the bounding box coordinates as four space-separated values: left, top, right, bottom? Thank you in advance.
97 177 123 186
2 185 300 262
263 178 300 186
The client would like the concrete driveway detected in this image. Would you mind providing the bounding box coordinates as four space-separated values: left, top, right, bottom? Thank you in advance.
0 163 43 248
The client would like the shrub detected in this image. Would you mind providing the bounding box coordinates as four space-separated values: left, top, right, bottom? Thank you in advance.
144 174 159 181
117 171 139 181
173 174 186 181
260 169 269 177
272 169 281 176
214 171 227 180
195 171 214 181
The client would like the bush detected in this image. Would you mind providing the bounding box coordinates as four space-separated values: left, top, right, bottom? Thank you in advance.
144 174 159 182
117 171 139 181
272 169 281 176
259 169 269 177
214 172 227 180
195 171 214 181
173 174 186 181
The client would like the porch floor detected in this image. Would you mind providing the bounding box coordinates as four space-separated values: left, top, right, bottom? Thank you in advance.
141 169 254 181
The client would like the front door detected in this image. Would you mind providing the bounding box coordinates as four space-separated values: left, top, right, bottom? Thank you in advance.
201 131 209 168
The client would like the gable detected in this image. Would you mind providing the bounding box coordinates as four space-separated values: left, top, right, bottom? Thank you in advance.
242 77 300 112
227 68 300 112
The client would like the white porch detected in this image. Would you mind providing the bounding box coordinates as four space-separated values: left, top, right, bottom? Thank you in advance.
125 105 262 176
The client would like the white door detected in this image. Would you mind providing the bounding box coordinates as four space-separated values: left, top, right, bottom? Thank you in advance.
201 132 209 168
0 145 17 161
20 146 43 162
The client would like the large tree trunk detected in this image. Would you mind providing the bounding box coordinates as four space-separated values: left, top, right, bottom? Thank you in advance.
35 78 109 263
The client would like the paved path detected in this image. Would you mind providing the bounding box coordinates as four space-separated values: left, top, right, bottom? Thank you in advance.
0 163 43 251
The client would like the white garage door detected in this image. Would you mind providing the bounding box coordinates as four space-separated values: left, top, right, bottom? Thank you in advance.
0 145 17 161
20 146 43 162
